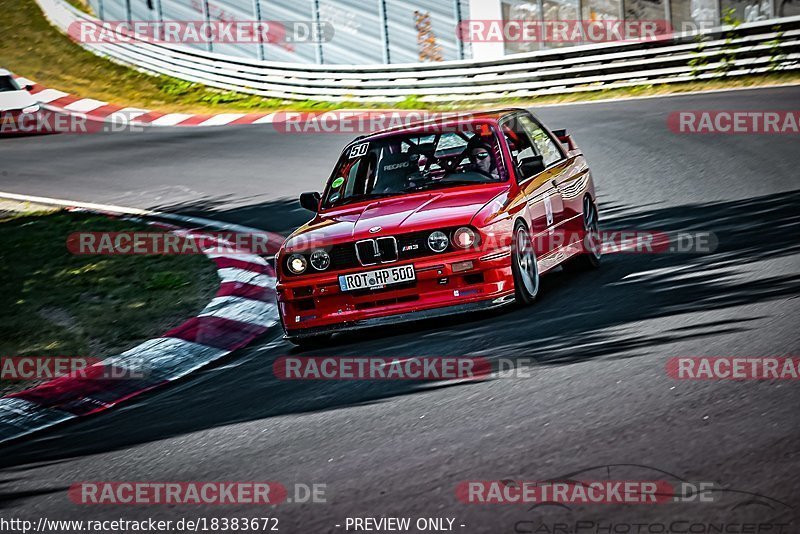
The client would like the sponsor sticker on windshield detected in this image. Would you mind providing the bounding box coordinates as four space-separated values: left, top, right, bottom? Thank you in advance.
331 177 345 189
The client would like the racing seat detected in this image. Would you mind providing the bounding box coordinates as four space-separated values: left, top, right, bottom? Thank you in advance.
373 152 413 194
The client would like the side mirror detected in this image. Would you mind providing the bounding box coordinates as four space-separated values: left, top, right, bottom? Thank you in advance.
518 155 545 179
24 84 34 92
299 192 321 213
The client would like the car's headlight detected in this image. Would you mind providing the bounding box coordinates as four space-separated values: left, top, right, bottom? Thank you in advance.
452 227 478 249
22 105 40 114
310 250 331 271
287 254 308 274
428 231 449 253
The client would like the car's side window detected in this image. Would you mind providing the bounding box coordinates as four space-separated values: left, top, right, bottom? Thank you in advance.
500 116 539 179
518 115 564 167
500 120 534 164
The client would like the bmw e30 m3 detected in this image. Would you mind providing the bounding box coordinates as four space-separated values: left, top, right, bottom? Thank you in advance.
276 109 601 345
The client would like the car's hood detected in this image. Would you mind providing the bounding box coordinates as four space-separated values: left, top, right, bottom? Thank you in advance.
285 185 508 250
0 90 37 112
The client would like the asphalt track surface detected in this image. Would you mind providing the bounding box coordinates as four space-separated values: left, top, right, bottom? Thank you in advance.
0 86 799 532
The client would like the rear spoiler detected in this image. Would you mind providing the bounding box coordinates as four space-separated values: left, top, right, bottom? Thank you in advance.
552 128 580 156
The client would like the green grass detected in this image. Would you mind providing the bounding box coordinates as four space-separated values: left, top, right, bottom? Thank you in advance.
1 0 798 114
0 208 218 393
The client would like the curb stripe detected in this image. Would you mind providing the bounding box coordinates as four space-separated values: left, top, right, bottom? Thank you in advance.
133 111 168 124
0 398 73 437
198 296 278 328
0 219 282 444
107 337 229 383
33 88 70 103
150 113 196 126
12 74 278 128
216 282 277 302
199 113 247 126
212 256 273 274
164 316 270 351
64 98 108 113
218 267 277 289
175 114 215 126
48 95 82 108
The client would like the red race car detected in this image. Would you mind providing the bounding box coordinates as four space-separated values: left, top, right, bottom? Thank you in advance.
276 109 601 345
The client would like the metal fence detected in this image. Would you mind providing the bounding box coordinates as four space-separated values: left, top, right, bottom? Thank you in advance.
37 0 800 102
85 0 472 64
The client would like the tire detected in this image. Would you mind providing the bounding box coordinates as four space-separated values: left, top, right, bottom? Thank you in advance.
563 196 601 273
511 222 540 305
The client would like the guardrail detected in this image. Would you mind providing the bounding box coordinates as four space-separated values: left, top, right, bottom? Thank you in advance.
37 0 800 103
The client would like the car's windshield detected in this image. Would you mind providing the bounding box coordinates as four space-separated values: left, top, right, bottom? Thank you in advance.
323 124 506 208
0 76 19 92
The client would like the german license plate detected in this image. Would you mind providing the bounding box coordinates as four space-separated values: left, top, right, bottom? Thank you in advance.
339 265 416 292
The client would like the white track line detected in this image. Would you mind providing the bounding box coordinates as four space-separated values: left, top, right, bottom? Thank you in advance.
0 191 276 236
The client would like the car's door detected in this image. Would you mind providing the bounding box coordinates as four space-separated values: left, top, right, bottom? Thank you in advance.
499 113 566 256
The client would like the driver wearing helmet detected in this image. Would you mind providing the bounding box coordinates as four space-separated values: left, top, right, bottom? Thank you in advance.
465 135 500 180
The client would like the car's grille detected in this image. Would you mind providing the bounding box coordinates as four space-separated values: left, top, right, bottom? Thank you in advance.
355 237 398 266
307 228 465 273
330 244 359 270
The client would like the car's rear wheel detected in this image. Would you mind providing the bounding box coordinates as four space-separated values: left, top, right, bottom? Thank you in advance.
511 222 539 305
563 197 601 272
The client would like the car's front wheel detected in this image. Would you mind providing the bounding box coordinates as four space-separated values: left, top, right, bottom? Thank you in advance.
511 222 539 305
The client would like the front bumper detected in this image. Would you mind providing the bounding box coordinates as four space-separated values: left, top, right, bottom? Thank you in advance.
278 248 515 338
284 295 515 339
